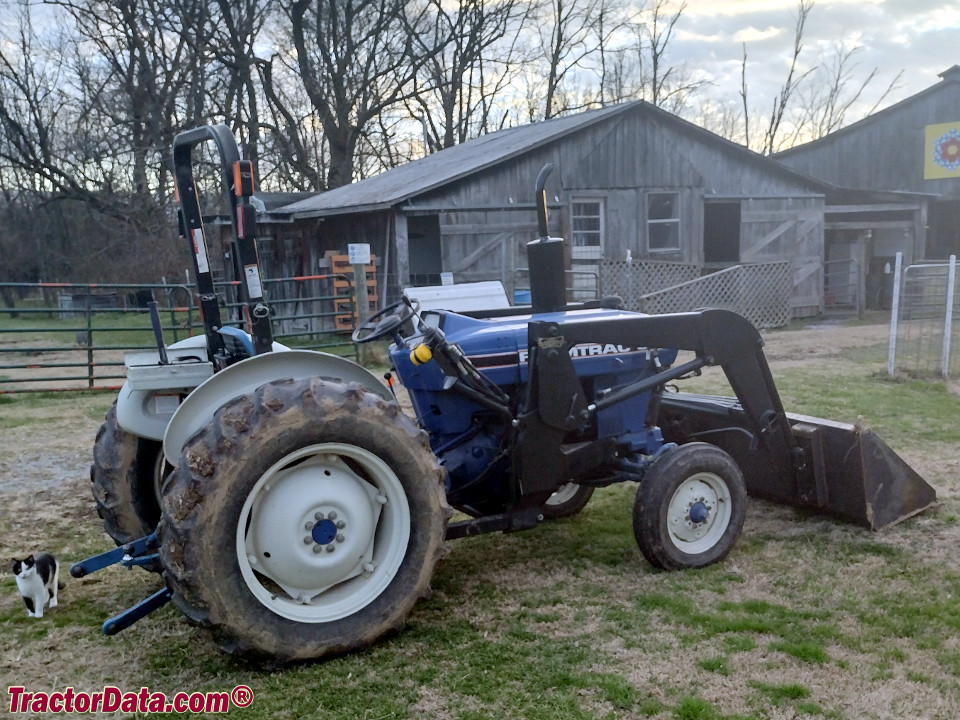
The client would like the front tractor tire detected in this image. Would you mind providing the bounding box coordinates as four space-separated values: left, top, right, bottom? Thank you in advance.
633 443 746 570
91 403 168 553
158 377 450 663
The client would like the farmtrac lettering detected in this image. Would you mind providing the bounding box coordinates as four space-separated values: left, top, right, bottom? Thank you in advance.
517 343 645 364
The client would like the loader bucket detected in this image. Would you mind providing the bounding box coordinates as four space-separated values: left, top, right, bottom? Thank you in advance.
658 393 936 530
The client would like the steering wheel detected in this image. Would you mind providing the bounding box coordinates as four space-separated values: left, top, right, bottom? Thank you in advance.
352 298 421 344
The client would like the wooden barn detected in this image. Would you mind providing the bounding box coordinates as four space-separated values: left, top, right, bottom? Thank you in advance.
776 66 960 304
271 101 832 319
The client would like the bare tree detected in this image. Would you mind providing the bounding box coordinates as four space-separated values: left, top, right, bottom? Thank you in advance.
578 0 701 113
739 42 749 147
538 0 608 118
0 3 75 201
283 0 446 188
48 0 216 201
792 43 903 142
0 0 216 281
258 54 327 190
737 0 815 154
735 0 902 154
408 0 531 151
760 0 814 153
211 0 277 168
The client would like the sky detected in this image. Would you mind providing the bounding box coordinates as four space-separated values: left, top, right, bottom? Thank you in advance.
674 0 960 122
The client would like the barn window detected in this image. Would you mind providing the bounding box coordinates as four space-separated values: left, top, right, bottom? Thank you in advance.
571 198 605 259
647 192 680 252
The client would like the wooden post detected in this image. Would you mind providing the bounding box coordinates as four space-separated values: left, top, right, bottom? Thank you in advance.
353 262 371 326
394 212 410 289
349 243 373 364
855 234 867 319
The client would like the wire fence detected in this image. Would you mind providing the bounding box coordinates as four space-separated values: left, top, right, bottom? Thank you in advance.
601 261 792 329
4 257 802 393
888 254 959 379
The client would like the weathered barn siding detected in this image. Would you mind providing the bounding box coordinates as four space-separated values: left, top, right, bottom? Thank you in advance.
412 110 823 269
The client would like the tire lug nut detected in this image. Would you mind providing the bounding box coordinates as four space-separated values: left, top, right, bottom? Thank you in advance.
328 511 337 520
336 534 345 543
312 545 323 554
303 536 312 545
336 520 346 529
304 522 313 530
325 545 336 553
314 511 324 520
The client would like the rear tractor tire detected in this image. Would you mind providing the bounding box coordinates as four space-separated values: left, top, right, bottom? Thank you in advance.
633 443 746 570
91 403 169 569
158 377 450 663
541 482 594 519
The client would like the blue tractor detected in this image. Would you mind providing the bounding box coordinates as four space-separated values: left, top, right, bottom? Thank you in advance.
76 127 935 663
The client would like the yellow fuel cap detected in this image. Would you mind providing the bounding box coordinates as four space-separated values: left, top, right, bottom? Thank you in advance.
410 344 433 365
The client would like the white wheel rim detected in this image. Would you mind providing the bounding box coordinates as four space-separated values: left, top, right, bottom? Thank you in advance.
152 450 169 509
666 471 732 554
236 443 410 623
546 482 580 507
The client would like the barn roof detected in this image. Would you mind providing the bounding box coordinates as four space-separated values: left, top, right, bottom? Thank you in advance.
277 103 635 218
277 100 829 219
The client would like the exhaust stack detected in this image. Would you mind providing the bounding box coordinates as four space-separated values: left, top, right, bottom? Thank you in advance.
528 164 566 314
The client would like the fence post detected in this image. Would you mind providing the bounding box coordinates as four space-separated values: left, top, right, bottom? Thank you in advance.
887 252 903 377
85 285 94 388
942 255 956 379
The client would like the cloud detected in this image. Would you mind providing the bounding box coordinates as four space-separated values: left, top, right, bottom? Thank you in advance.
732 26 783 43
667 0 960 119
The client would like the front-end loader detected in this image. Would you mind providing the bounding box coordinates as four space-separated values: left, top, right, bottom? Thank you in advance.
73 126 935 663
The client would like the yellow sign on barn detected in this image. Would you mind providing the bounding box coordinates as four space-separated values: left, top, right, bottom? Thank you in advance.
925 121 960 179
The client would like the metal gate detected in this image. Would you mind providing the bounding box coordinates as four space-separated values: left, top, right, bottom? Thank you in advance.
887 254 959 379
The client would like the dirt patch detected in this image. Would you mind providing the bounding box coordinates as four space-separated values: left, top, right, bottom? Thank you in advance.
759 320 890 362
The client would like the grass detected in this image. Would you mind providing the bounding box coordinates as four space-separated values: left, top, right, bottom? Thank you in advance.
2 319 960 719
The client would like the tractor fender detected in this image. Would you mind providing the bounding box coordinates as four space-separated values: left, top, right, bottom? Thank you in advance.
116 336 294 441
116 335 211 442
162 349 392 467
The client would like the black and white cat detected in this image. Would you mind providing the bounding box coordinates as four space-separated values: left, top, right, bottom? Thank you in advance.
11 553 60 618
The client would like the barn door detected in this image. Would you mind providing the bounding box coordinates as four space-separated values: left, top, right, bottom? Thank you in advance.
408 215 442 286
740 199 824 316
439 210 543 300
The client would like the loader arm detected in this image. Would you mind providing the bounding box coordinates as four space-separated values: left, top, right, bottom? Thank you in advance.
547 308 798 464
529 308 934 529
